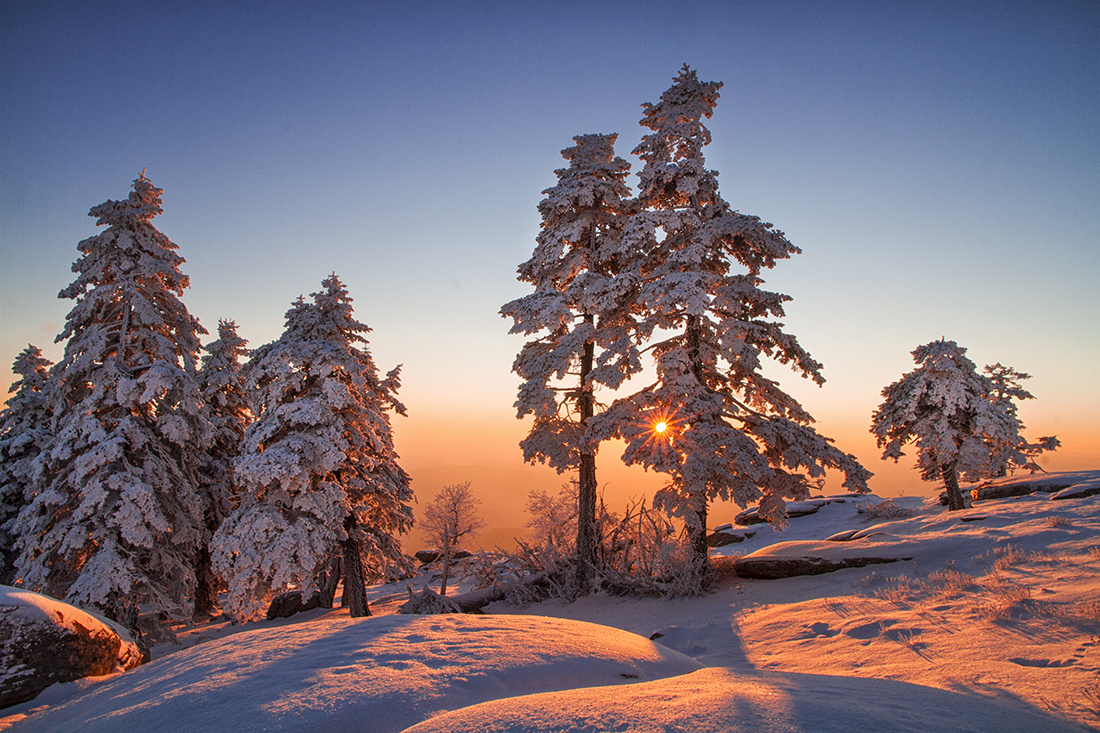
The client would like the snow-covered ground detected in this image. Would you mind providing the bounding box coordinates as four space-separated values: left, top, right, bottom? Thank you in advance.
3 472 1098 732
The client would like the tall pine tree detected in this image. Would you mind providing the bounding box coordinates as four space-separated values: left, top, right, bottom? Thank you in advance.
593 67 870 566
501 133 637 590
193 319 251 616
15 174 209 630
0 346 53 584
212 275 413 622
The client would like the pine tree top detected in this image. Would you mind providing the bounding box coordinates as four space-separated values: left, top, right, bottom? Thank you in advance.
7 345 51 396
88 173 165 228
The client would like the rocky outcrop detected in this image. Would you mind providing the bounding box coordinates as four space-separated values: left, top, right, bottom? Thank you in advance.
414 549 474 564
733 498 847 526
0 587 142 709
1050 483 1100 501
266 590 321 620
705 526 756 547
942 482 1070 505
732 555 909 580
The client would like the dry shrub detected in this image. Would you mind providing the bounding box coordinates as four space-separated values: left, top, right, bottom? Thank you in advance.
482 493 712 604
1045 515 1074 528
870 575 922 605
926 568 977 598
983 543 1034 571
976 582 1034 622
1061 600 1100 626
711 555 740 583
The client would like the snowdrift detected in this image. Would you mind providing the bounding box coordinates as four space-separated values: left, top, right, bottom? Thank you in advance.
7 614 699 733
402 667 1082 733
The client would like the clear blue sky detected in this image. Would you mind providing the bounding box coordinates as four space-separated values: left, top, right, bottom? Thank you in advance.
2 1 1097 540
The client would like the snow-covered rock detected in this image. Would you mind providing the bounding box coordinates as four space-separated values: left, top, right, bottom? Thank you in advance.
706 528 756 548
734 499 839 525
0 586 142 708
1049 478 1100 501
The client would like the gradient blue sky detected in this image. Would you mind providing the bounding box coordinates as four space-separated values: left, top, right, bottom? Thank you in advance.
2 1 1097 544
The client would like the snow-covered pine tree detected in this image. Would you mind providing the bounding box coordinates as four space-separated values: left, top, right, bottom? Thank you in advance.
0 346 53 584
592 66 871 566
982 363 1060 476
212 275 413 622
870 340 1037 510
14 174 209 631
501 133 637 590
193 319 251 616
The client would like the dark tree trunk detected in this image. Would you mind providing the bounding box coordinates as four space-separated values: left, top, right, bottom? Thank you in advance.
340 515 370 617
576 325 598 591
193 543 217 617
942 461 966 511
685 316 711 567
690 497 709 566
439 529 452 596
318 554 342 609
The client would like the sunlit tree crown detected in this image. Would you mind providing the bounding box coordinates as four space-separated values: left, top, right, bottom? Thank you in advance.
593 68 869 546
0 345 53 583
503 133 638 472
14 175 208 630
214 273 411 622
870 339 1052 488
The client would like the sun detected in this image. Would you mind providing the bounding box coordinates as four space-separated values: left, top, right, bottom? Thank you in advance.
654 421 668 434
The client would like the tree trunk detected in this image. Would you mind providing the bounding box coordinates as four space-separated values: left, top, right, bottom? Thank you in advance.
318 554 341 609
690 496 709 565
192 543 217 618
942 461 966 511
576 325 598 591
340 515 371 617
685 316 710 566
439 528 452 596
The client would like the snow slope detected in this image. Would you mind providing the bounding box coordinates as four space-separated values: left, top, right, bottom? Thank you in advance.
4 472 1098 732
3 615 698 733
402 667 1078 733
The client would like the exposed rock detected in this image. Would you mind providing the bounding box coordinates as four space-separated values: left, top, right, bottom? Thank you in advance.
942 482 1071 505
706 529 756 548
733 508 767 526
0 586 143 709
733 555 909 580
414 549 474 564
1050 483 1100 501
734 499 837 526
266 590 321 620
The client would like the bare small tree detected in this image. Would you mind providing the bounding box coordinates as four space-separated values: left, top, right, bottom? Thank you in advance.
422 482 486 596
525 484 578 554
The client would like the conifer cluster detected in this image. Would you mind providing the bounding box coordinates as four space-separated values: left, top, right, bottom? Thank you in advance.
0 175 412 632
